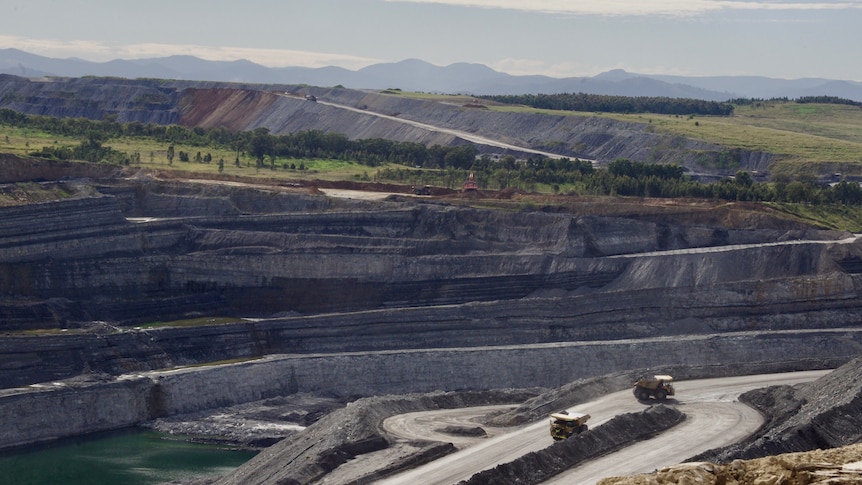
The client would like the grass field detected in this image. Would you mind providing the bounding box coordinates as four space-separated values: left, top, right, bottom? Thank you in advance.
0 125 386 182
487 101 862 175
764 202 862 232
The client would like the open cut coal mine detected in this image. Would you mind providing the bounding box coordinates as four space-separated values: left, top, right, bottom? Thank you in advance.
0 86 861 482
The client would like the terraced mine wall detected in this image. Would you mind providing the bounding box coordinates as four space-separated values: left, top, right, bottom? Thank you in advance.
3 178 862 388
4 272 862 389
5 181 862 387
1 178 810 330
0 74 182 124
0 330 854 450
3 162 862 451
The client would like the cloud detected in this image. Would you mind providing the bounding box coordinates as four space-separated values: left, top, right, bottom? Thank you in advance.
115 44 382 70
0 36 116 59
385 0 862 16
488 58 591 77
0 35 381 69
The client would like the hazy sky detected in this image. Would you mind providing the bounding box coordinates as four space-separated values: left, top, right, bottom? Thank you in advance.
2 0 861 80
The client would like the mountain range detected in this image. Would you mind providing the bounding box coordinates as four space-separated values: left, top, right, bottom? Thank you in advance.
2 48 862 102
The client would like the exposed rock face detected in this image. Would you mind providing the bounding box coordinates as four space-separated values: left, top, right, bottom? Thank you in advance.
601 358 862 485
0 75 775 175
694 357 862 462
2 157 862 390
0 74 182 124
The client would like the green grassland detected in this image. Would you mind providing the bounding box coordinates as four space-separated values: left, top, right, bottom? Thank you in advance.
768 202 862 233
489 100 862 175
0 125 382 182
626 103 862 174
0 126 70 156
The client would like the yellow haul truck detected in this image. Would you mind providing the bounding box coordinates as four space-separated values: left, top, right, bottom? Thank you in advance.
633 374 675 401
549 411 590 440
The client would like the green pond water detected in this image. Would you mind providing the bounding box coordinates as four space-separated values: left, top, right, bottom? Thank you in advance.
0 429 257 485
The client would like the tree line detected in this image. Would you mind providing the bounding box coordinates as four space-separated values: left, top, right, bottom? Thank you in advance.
3 108 862 206
477 93 735 115
479 93 862 115
729 96 862 108
0 109 482 169
387 156 862 206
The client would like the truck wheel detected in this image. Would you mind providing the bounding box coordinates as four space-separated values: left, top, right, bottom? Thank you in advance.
655 389 667 400
635 388 650 400
579 424 588 434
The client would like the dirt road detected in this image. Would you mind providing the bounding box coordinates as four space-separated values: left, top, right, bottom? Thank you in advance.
293 95 582 160
377 370 830 485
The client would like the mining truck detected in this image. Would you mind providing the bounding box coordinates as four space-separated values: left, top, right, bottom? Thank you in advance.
633 374 675 401
549 411 590 440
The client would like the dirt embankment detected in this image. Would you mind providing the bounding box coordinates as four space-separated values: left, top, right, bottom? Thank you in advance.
213 389 540 485
178 88 279 131
695 357 862 462
463 406 685 485
0 153 127 184
0 155 807 231
598 445 862 485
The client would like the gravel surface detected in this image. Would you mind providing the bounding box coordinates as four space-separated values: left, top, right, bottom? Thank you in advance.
600 357 862 485
160 359 862 485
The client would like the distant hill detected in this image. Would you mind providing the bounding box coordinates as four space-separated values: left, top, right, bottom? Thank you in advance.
2 48 862 101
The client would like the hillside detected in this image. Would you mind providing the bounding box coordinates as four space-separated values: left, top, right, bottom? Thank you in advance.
4 74 862 180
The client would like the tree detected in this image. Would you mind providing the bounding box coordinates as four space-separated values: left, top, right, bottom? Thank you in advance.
785 181 808 203
734 170 753 187
608 159 636 178
443 145 478 169
167 145 174 165
250 128 273 168
831 180 862 205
